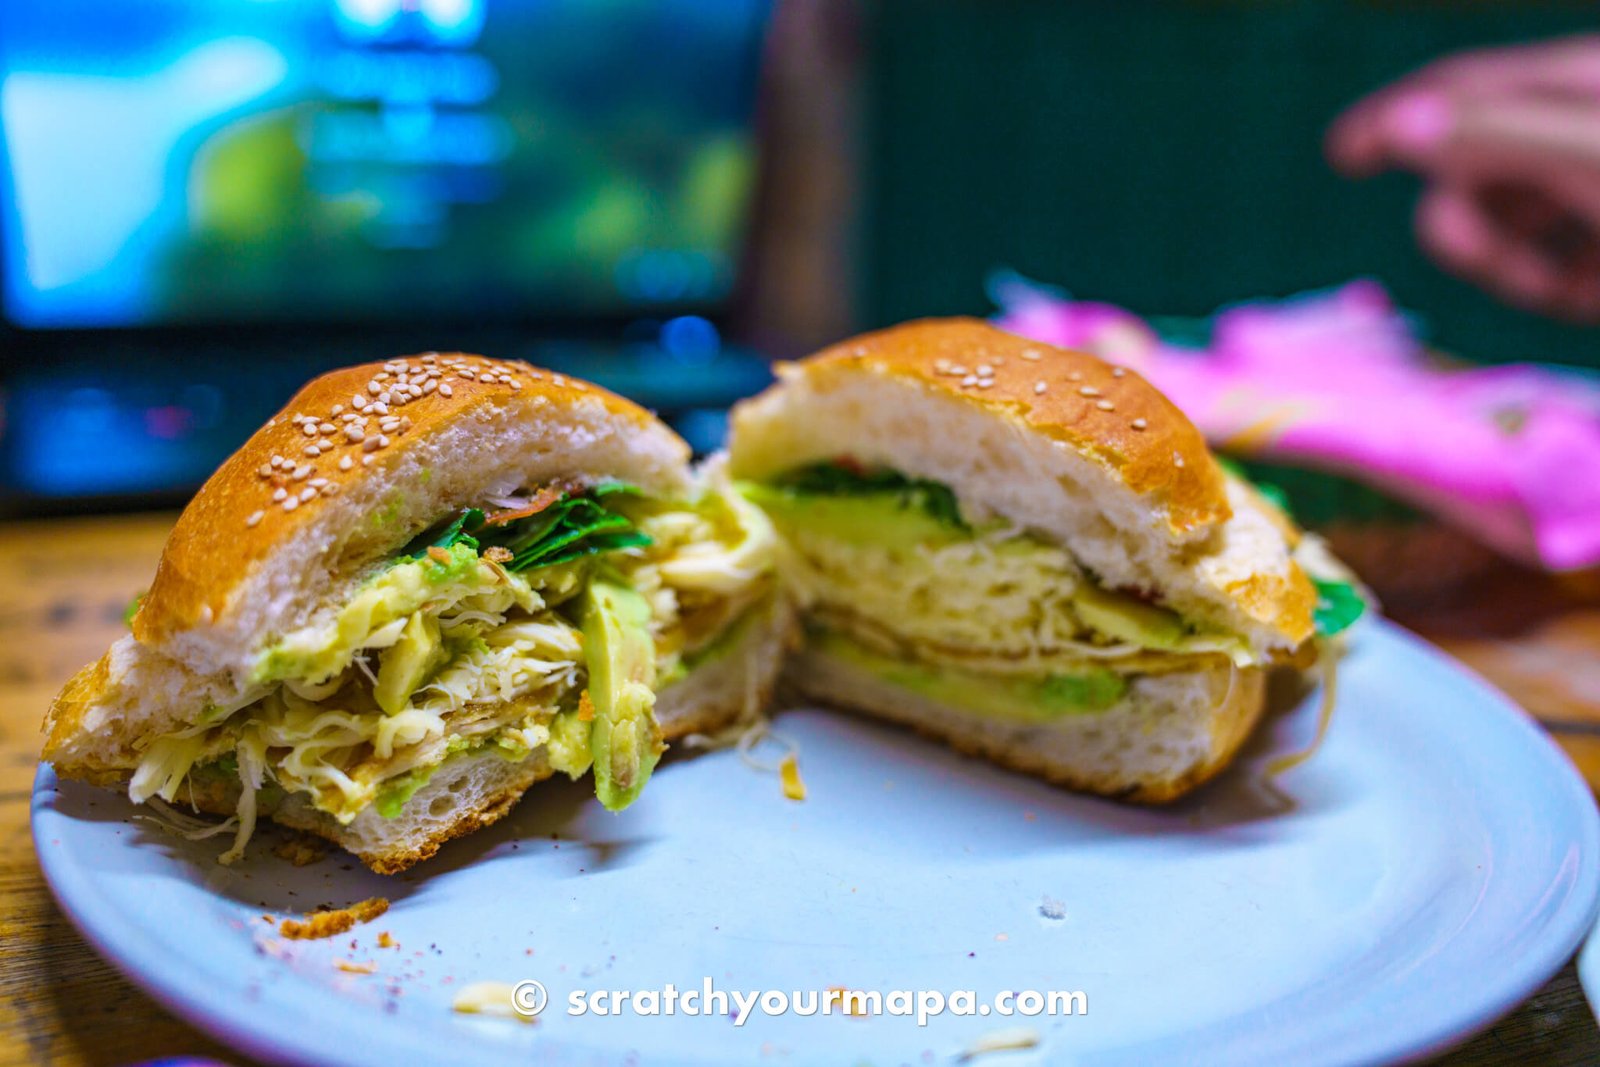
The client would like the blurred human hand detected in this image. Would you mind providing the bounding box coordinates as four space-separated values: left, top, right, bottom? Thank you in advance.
1327 35 1600 320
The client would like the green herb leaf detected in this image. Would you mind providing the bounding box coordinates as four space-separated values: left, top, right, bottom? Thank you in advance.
406 487 650 574
122 591 146 629
1313 578 1366 637
778 461 967 528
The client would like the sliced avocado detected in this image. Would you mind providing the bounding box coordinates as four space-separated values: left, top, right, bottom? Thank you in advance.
374 612 448 714
1071 584 1190 650
580 573 661 811
738 483 969 550
547 707 595 779
813 629 1127 719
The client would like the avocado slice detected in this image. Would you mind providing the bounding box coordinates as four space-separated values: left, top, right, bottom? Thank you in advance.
1071 584 1190 650
374 612 447 714
738 482 968 550
547 707 595 779
580 573 661 811
813 628 1128 720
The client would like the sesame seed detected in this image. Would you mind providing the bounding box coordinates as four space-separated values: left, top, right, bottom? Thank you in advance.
302 422 318 437
304 444 321 457
257 464 272 478
1021 349 1042 362
439 384 453 398
949 364 968 375
362 454 376 466
1068 371 1083 382
1112 367 1126 377
1131 417 1148 430
378 392 391 405
1078 385 1101 397
368 381 382 395
270 454 284 467
399 416 412 430
272 487 288 502
298 486 316 502
526 370 543 380
345 426 364 442
318 422 336 435
961 375 978 387
422 379 438 394
552 375 566 386
321 482 340 496
976 363 993 375
1097 399 1115 411
339 455 354 471
378 434 390 448
977 379 995 389
380 417 400 432
371 402 389 415
246 510 264 527
1034 381 1048 395
362 436 381 452
282 496 299 511
353 395 368 410
459 369 476 380
199 605 214 624
509 379 522 390
331 405 343 416
309 477 329 487
292 465 312 480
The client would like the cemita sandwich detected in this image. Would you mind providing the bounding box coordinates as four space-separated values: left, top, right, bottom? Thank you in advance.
43 355 787 872
728 319 1363 801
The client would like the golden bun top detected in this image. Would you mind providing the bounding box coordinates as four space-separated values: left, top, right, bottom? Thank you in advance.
132 353 668 648
790 318 1231 538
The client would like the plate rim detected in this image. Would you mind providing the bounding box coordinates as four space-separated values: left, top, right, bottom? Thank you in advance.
30 619 1600 1067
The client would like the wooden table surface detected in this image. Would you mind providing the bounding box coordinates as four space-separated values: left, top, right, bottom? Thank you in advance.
1 513 1598 1066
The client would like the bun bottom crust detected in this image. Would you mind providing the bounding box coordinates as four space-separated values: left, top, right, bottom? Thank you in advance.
786 646 1266 804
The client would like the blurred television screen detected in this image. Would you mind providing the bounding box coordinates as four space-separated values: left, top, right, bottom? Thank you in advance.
0 0 769 329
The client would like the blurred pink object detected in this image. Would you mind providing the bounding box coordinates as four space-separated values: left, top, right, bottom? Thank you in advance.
992 276 1600 570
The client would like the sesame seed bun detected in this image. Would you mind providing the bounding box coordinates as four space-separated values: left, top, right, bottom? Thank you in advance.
135 354 691 681
728 317 1315 656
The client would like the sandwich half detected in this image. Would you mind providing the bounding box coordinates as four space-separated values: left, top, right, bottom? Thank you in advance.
729 319 1359 802
44 354 788 872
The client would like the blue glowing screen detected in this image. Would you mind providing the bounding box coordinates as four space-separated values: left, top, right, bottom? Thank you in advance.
0 0 767 327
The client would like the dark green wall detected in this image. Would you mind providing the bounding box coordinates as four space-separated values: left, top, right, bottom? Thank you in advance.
862 0 1600 367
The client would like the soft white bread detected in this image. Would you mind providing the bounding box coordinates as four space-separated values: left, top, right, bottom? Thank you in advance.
176 595 794 873
44 355 690 777
787 643 1265 803
729 318 1315 656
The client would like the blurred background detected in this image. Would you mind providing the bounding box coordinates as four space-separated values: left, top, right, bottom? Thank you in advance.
3 0 1600 598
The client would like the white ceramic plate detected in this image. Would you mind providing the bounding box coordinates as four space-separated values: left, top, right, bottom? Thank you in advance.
33 621 1600 1066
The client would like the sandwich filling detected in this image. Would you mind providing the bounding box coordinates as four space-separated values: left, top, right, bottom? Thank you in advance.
129 478 775 859
740 460 1361 723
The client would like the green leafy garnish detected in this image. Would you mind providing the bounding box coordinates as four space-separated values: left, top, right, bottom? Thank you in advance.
405 483 650 573
1313 578 1366 637
123 591 146 628
778 461 967 528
